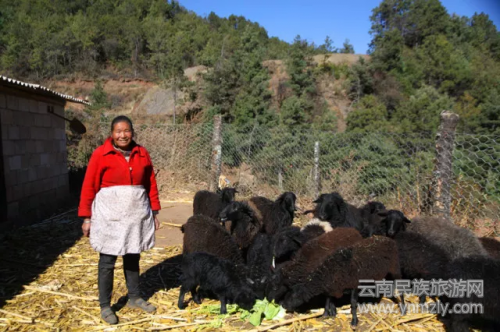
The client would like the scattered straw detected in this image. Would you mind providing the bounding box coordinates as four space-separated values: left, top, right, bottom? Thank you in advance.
0 208 449 331
71 306 100 324
163 223 183 228
145 321 209 330
24 285 98 301
250 311 324 332
366 317 384 332
93 317 154 330
0 309 33 322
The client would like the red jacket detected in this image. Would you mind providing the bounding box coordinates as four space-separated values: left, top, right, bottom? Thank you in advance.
78 137 161 217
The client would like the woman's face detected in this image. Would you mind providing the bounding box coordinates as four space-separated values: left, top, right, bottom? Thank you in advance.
111 121 133 149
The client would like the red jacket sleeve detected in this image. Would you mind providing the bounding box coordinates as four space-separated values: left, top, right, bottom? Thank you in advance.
78 149 104 217
145 149 161 211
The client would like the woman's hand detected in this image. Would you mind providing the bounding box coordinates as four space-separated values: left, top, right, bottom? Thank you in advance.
82 219 91 237
154 215 160 231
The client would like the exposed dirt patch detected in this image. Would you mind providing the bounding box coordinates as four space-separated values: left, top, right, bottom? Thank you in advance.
52 54 366 124
135 85 185 116
312 53 371 65
155 201 193 247
183 65 208 81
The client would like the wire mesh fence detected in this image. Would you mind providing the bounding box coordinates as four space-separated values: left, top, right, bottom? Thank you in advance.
90 120 500 228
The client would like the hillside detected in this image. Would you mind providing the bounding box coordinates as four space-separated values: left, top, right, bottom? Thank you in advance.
2 0 498 136
49 53 369 131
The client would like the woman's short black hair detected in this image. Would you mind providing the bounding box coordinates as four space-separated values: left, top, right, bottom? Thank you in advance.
111 115 134 133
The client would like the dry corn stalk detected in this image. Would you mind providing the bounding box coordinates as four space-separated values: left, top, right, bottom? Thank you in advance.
0 208 447 331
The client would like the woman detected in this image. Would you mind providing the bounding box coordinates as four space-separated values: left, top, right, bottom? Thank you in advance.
78 115 161 324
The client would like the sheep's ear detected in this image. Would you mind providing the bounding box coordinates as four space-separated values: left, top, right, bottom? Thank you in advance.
377 210 388 217
246 278 255 285
404 217 411 223
284 195 295 212
335 197 348 215
246 207 255 218
292 236 303 246
313 194 324 203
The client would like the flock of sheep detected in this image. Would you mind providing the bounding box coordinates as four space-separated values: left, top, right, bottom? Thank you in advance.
177 188 500 331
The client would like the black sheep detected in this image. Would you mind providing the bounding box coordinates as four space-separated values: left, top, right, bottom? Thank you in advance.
247 226 311 299
219 201 262 250
479 237 500 260
192 187 237 221
271 226 307 266
407 216 488 260
442 256 500 332
363 209 411 238
393 231 451 303
283 228 364 284
310 192 386 233
246 233 274 299
249 192 297 234
283 236 401 327
178 252 257 314
267 228 363 303
181 215 244 264
360 201 387 221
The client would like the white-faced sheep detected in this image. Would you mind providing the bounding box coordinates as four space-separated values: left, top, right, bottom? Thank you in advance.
249 192 297 234
407 216 488 260
178 252 257 314
181 215 244 264
442 256 500 332
192 187 237 221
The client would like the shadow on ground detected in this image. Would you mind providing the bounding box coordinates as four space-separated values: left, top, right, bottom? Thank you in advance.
0 214 82 308
140 253 184 300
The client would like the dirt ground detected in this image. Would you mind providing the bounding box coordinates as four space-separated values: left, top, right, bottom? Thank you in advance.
154 200 193 247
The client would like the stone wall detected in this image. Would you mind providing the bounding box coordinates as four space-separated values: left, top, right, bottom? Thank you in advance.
0 92 69 224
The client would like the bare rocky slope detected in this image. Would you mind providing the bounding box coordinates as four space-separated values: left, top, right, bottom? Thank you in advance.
50 54 369 131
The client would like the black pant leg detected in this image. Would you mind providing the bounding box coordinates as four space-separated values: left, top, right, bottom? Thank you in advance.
98 253 118 308
123 253 141 300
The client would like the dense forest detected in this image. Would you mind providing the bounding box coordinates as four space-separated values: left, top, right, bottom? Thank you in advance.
0 0 499 135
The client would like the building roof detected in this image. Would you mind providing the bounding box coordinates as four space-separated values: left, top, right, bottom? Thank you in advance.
0 75 91 105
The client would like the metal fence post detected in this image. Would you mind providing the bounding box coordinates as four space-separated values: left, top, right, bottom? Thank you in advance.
209 115 223 192
431 110 459 220
314 141 320 198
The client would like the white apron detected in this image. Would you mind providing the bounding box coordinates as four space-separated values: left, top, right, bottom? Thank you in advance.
90 185 155 256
